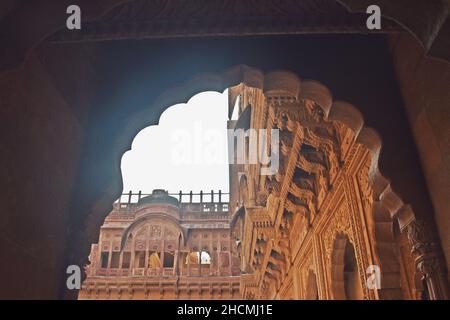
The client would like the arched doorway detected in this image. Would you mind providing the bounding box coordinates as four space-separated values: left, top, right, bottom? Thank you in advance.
331 234 364 300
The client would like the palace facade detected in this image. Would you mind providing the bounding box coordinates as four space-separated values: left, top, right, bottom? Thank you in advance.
79 190 240 299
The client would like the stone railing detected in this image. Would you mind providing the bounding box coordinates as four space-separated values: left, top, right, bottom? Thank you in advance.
114 190 230 214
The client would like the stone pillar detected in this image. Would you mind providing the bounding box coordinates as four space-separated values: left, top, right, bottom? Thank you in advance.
144 240 149 275
107 244 112 269
407 219 450 299
119 251 123 271
160 250 165 273
187 251 191 276
161 239 165 272
174 250 179 276
130 238 135 270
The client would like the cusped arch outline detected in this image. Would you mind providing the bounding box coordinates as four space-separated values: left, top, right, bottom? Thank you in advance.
119 212 186 252
95 64 413 299
330 233 355 300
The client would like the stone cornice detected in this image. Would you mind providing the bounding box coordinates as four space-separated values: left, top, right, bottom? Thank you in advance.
1 0 448 73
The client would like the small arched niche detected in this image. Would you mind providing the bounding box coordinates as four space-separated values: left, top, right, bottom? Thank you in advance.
331 234 364 300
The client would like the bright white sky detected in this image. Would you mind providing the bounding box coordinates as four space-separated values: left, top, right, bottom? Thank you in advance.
121 90 232 197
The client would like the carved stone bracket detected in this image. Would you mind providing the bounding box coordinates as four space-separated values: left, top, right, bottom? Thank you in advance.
406 219 450 299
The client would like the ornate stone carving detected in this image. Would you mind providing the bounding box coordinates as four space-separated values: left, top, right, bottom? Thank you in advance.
209 74 447 300
323 202 353 258
406 219 450 299
407 219 438 256
150 225 162 239
356 157 373 216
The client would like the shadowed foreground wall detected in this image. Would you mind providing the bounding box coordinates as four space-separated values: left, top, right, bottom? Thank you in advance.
0 44 97 299
389 33 450 276
0 34 447 299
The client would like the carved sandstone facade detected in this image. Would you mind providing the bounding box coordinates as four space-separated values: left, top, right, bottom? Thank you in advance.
227 74 449 300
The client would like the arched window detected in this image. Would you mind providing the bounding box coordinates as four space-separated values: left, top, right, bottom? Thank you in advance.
163 251 175 268
100 251 109 269
148 252 160 269
184 251 211 265
110 252 120 268
200 251 211 265
185 252 199 265
134 251 145 268
343 241 364 300
121 252 131 269
331 234 364 300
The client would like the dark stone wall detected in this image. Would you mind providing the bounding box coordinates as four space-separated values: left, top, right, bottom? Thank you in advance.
0 33 440 298
0 42 98 299
389 33 450 277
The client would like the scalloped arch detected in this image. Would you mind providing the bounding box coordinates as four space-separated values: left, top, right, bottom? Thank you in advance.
119 213 185 251
100 64 412 299
330 233 363 300
116 64 413 218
